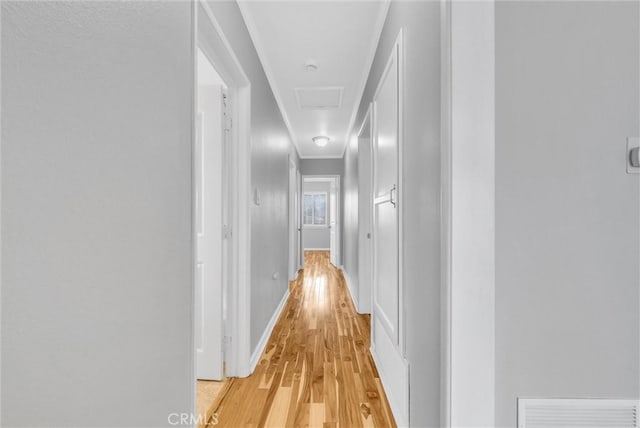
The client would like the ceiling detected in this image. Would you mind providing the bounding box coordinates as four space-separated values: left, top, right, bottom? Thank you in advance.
238 1 390 159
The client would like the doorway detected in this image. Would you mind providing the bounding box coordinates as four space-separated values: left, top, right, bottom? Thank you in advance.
301 175 341 266
288 156 301 281
195 47 227 381
357 105 373 314
192 0 253 421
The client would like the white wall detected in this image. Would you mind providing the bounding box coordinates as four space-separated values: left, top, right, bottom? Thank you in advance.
344 2 442 426
495 2 640 426
302 181 331 249
1 2 193 426
205 1 299 353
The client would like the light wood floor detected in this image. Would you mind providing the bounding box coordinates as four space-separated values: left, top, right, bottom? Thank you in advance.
197 379 232 428
208 250 396 428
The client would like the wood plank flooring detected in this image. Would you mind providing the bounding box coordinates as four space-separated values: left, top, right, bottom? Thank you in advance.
197 379 233 428
209 251 396 427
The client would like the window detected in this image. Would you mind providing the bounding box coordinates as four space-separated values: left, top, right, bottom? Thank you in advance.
303 192 327 226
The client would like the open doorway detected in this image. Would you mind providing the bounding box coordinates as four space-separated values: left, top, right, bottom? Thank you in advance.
192 0 253 424
301 175 341 266
288 156 301 281
195 46 227 382
357 105 373 314
194 45 228 423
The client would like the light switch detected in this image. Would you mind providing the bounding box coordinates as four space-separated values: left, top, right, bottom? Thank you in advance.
627 138 640 174
631 147 640 167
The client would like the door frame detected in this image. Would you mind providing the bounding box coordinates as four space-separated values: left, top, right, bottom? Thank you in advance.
288 156 299 281
191 0 253 414
296 169 303 270
301 175 341 265
440 1 496 426
356 103 374 314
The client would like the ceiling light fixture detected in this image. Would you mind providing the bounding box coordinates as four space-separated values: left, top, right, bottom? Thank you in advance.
313 136 330 147
305 59 318 72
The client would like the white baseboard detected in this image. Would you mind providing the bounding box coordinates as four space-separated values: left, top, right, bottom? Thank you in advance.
340 267 360 313
249 289 290 372
371 317 410 428
303 248 330 251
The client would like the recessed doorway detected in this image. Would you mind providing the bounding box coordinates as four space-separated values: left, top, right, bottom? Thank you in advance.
301 175 341 266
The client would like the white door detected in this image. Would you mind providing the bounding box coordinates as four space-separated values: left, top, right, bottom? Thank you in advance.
329 179 338 266
371 36 408 425
195 77 224 380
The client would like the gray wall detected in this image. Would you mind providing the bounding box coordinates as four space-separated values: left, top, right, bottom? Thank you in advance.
302 181 331 249
1 2 193 426
206 1 299 353
300 158 343 176
345 2 442 426
495 2 640 426
1 2 300 425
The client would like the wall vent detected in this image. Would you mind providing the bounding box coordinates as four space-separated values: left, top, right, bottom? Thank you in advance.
295 87 343 110
518 399 639 428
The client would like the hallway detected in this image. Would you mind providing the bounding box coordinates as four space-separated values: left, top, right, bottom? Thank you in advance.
211 251 396 427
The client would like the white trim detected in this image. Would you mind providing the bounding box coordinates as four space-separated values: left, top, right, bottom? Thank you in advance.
288 155 298 281
195 0 253 382
357 103 373 138
250 290 290 372
303 177 336 183
0 0 3 421
298 154 344 160
189 1 197 416
370 339 409 428
446 1 495 426
236 1 300 158
303 247 330 251
341 0 391 158
356 103 374 316
440 0 453 426
340 267 360 313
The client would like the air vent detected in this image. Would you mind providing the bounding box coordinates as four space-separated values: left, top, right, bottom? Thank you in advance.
295 87 343 110
518 399 639 428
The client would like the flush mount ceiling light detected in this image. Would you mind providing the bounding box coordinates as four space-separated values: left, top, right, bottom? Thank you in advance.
312 136 330 147
304 59 318 72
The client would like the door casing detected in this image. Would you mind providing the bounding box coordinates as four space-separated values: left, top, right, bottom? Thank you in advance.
356 104 374 314
301 175 341 265
191 0 253 416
